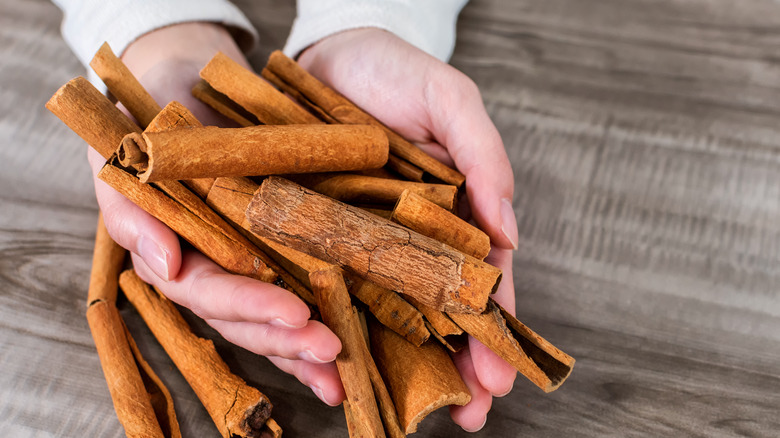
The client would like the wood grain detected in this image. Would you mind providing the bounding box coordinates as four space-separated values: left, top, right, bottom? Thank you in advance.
2 0 780 436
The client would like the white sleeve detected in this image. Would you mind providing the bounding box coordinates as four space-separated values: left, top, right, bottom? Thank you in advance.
284 0 468 62
52 0 258 68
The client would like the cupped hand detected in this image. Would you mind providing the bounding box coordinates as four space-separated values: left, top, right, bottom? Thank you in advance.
88 22 344 406
298 28 520 432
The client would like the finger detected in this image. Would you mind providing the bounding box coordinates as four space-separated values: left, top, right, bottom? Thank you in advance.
428 73 518 251
206 318 341 364
267 356 346 406
132 251 311 329
89 147 181 280
449 347 493 432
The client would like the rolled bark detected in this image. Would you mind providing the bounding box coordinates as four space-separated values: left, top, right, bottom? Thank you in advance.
46 76 141 159
448 299 575 392
191 79 258 127
368 319 470 434
246 177 501 313
391 190 491 260
290 173 458 211
309 268 385 438
89 42 161 128
403 295 465 353
119 270 276 438
132 124 388 182
262 50 465 187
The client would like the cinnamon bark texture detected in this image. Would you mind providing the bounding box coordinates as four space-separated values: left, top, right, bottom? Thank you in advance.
98 160 279 284
199 52 319 125
391 190 491 260
89 42 161 128
448 299 575 392
86 215 181 437
309 268 385 438
246 177 501 313
368 319 471 434
403 295 465 353
192 79 258 127
119 270 276 438
46 76 141 159
262 50 465 187
349 277 429 347
385 155 424 183
290 174 458 211
131 124 388 182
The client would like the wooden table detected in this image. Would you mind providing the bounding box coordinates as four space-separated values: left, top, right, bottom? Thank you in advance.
2 0 779 436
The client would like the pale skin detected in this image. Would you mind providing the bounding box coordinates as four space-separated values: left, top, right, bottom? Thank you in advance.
87 22 519 433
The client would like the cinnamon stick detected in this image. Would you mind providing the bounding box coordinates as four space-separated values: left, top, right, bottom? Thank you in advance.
191 79 258 127
199 52 319 125
246 177 501 313
130 124 388 182
349 277 429 347
403 295 465 353
289 173 458 211
391 190 491 260
46 76 141 159
309 268 385 438
385 155 424 183
89 42 161 128
263 50 466 187
98 160 279 283
448 299 575 392
368 319 470 434
119 270 276 438
86 215 181 437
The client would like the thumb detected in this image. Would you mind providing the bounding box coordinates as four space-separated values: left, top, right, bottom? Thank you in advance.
430 74 518 250
87 147 182 280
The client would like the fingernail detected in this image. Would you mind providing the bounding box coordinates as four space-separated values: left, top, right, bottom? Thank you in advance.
309 385 338 406
462 415 488 433
495 382 514 397
500 198 519 250
270 318 304 329
299 349 329 364
137 236 170 280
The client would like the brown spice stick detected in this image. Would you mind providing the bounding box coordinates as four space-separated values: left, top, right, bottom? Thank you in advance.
391 190 491 260
183 177 216 199
46 76 142 159
403 295 465 353
192 79 258 127
89 42 161 128
200 52 319 125
119 270 275 438
98 160 278 283
290 173 457 211
350 277 429 347
309 268 385 438
368 319 470 434
385 155 424 183
133 124 388 182
246 177 501 313
263 50 465 187
448 299 575 392
86 215 180 437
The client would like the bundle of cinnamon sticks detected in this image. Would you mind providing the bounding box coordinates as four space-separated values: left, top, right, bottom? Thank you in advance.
48 42 574 437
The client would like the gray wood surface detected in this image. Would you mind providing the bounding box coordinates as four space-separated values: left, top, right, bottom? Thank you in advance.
2 0 780 436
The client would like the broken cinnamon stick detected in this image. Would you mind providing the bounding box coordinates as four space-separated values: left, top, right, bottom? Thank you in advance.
199 52 319 125
403 295 465 353
119 270 276 438
89 42 161 128
86 215 181 437
448 299 575 392
129 124 388 182
46 76 141 159
263 50 465 187
368 319 470 435
289 173 458 211
246 177 501 313
309 268 385 438
391 190 491 260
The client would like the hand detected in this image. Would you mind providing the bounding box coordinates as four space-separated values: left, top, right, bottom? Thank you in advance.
87 22 345 406
298 28 520 432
